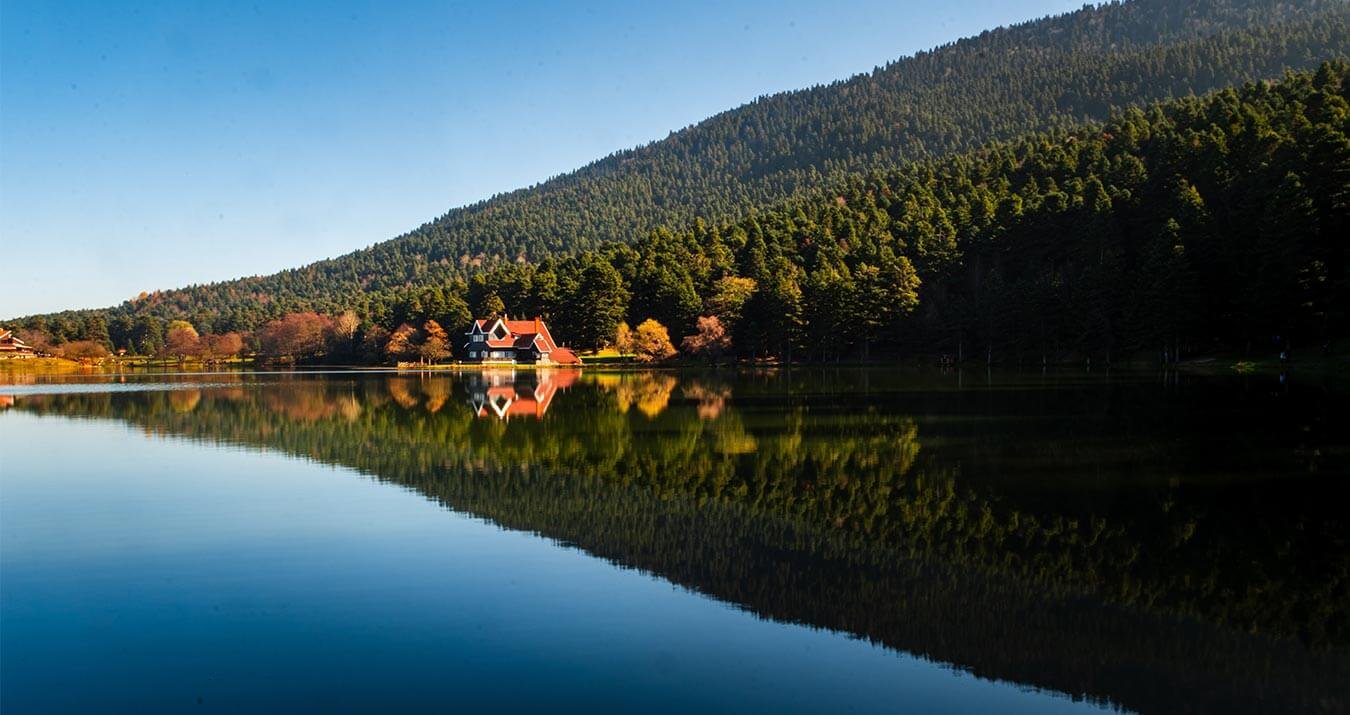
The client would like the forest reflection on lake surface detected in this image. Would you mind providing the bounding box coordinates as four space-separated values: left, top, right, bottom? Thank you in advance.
1 367 1346 713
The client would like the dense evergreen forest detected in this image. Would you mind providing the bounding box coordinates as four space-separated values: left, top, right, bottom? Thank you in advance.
12 371 1347 712
9 0 1349 362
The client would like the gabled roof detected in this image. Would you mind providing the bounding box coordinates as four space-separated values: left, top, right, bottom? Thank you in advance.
464 316 563 353
0 329 33 351
534 321 560 352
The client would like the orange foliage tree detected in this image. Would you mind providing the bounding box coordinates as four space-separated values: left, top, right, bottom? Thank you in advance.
258 312 333 360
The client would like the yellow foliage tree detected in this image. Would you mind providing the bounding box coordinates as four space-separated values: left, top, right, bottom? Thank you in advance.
614 321 633 355
632 319 676 363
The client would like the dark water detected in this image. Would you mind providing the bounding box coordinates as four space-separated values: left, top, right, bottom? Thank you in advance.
1 367 1346 713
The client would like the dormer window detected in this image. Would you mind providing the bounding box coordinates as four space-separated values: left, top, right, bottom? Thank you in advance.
492 324 508 340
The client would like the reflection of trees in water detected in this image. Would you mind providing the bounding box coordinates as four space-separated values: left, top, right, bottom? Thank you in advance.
167 389 201 413
385 377 422 409
262 385 349 422
606 373 678 418
681 381 730 420
11 373 1349 713
420 376 451 413
381 375 458 414
335 394 362 422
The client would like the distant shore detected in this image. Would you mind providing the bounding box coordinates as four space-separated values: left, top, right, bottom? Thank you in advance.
4 351 1346 381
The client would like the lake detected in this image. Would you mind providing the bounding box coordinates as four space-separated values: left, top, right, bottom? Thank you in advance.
1 367 1346 713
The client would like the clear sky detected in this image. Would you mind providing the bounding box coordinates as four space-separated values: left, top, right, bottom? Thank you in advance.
1 0 1083 317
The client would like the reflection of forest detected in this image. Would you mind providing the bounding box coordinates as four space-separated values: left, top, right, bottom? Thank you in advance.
10 370 1348 714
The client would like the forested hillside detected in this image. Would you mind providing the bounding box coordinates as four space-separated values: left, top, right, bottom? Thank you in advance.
443 63 1350 363
9 0 1347 348
21 62 1345 365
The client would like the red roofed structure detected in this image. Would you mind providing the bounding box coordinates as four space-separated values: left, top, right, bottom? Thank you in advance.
0 329 35 358
463 316 582 365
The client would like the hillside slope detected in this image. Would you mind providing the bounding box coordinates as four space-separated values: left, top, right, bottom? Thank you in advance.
11 0 1350 339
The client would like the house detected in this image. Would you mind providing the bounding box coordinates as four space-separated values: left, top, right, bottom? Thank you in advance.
0 329 35 358
462 316 581 365
466 368 579 420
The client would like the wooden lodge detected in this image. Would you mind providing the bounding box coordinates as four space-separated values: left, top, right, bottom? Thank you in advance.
0 329 35 358
463 316 581 365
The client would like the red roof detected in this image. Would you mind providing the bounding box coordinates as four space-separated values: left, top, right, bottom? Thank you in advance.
550 347 581 365
466 316 568 356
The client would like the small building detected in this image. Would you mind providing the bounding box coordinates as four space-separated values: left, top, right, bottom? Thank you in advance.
463 316 581 365
0 329 35 358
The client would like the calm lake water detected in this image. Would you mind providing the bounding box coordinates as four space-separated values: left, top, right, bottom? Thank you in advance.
1 367 1346 713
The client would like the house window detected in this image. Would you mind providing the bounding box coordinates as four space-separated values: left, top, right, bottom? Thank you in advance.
492 324 508 340
469 351 477 358
472 334 484 343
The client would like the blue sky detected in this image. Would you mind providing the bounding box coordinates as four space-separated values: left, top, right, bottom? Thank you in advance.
1 0 1083 317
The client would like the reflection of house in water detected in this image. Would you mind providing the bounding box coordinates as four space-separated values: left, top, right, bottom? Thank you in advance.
465 369 579 420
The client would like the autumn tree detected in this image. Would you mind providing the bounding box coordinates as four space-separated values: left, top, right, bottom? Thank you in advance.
614 322 634 355
258 312 333 361
201 332 244 362
385 323 421 363
419 320 450 364
632 319 677 363
163 321 201 361
60 340 110 361
681 316 732 362
15 328 55 355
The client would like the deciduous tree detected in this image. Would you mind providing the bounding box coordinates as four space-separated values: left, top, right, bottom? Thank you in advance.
419 320 450 364
681 316 732 361
258 312 333 361
615 322 633 355
385 323 420 363
632 319 677 363
201 332 244 361
164 322 201 361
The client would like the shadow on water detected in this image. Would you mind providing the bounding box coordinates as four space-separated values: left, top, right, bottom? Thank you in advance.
6 367 1348 713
